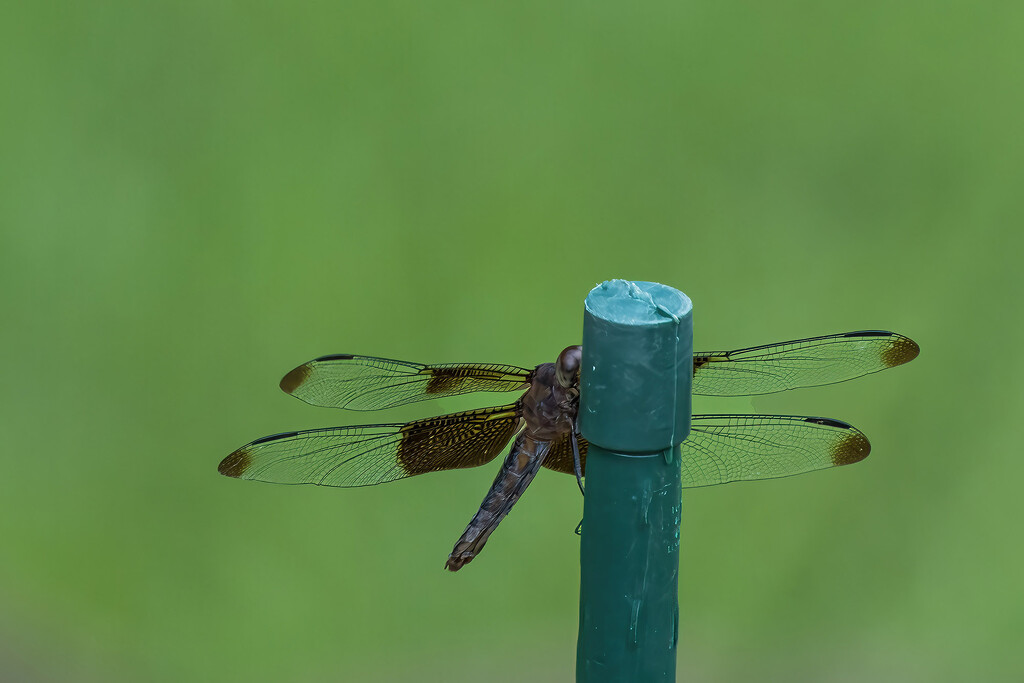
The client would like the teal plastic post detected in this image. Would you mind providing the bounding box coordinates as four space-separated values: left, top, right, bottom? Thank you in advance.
576 280 693 683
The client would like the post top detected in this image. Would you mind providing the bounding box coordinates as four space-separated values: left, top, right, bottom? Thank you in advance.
585 280 692 327
580 279 693 453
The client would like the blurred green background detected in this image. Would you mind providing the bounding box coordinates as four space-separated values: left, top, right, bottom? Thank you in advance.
2 1 1021 681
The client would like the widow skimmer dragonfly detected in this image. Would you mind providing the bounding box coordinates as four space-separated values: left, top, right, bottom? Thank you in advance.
220 330 918 571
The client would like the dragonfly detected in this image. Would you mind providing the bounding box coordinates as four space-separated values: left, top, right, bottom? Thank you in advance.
219 330 918 571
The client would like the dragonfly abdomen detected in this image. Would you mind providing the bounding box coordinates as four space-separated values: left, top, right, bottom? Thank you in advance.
445 434 552 571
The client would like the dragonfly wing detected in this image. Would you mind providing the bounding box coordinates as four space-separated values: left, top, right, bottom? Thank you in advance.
692 330 919 396
680 414 870 488
219 405 522 487
542 415 866 487
280 355 532 410
542 431 590 476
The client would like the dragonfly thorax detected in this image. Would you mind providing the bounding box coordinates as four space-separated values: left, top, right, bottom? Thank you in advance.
521 362 579 441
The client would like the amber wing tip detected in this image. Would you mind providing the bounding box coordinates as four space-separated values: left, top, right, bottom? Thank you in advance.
280 364 312 394
832 430 871 467
882 335 920 368
218 448 253 478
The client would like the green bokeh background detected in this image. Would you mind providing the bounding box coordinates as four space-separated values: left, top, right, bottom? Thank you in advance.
3 2 1021 681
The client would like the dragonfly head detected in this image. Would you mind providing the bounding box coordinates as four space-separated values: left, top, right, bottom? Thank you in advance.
555 345 582 389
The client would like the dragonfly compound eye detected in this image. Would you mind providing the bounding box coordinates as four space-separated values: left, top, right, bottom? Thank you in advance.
555 346 582 388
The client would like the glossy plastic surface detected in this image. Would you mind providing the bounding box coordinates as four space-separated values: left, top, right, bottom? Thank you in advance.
576 280 693 683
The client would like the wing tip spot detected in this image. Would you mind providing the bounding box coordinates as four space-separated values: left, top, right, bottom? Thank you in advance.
832 430 871 466
218 448 253 478
882 335 920 368
280 365 312 394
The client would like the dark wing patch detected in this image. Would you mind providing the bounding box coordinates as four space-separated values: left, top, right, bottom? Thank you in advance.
542 431 590 476
679 414 870 488
279 355 531 410
219 405 523 487
692 330 919 396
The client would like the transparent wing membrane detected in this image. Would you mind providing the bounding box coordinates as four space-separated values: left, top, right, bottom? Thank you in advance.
280 355 531 410
679 414 869 487
692 330 919 396
543 414 868 487
219 405 522 487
